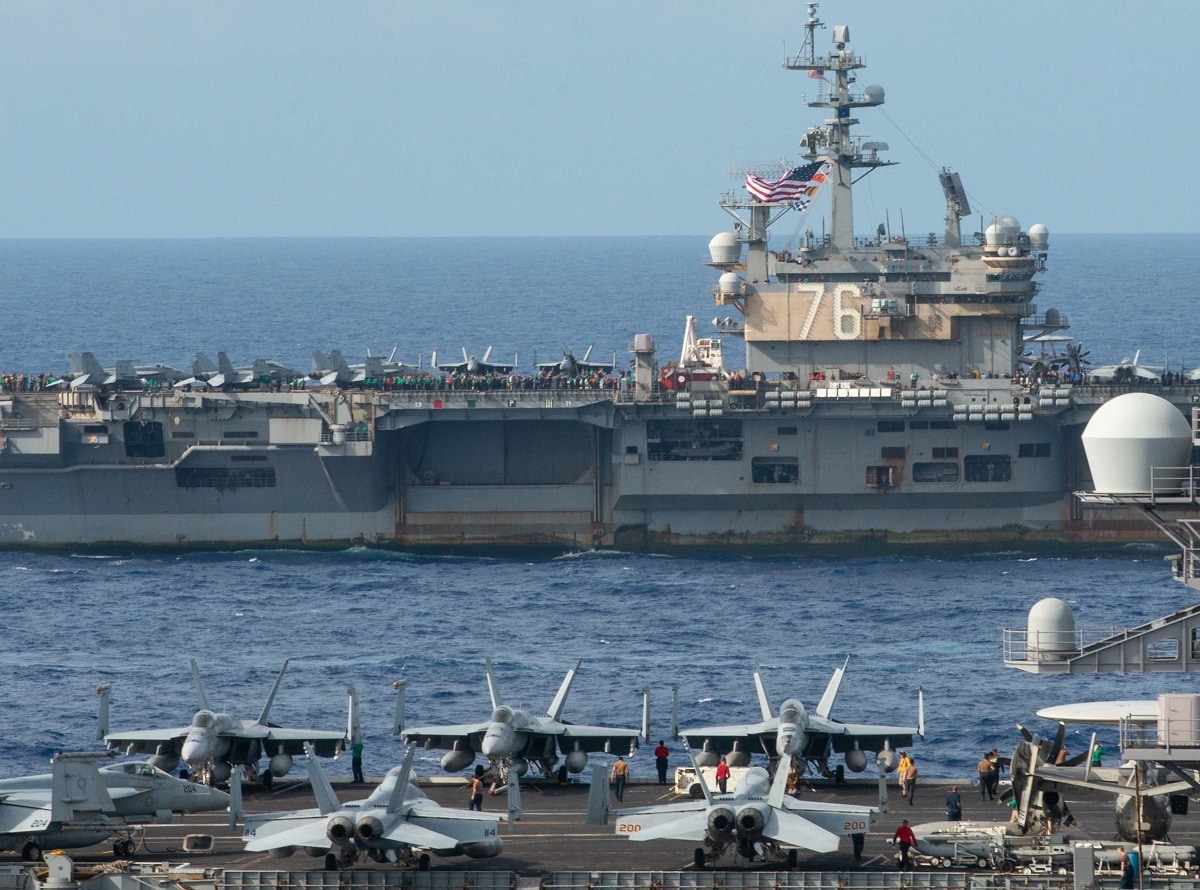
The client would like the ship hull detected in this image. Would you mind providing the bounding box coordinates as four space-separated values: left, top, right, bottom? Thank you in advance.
0 387 1174 554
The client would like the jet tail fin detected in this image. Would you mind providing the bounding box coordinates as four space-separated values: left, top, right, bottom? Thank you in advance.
485 658 502 710
585 765 609 825
347 686 360 744
95 683 111 740
190 659 211 711
304 742 342 815
548 659 581 722
50 754 114 823
386 745 417 815
917 686 926 738
815 657 849 720
671 684 680 740
682 736 715 805
218 352 238 378
257 659 290 725
228 766 244 829
767 750 790 808
392 679 407 735
753 662 774 721
506 771 523 825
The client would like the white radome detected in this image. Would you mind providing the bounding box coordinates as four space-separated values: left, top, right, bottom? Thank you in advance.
1027 597 1075 660
708 232 741 265
1081 393 1192 494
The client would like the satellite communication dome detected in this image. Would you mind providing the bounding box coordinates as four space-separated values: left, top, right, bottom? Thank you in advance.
718 272 745 296
1081 393 1192 494
863 84 885 104
985 215 1021 246
1028 223 1049 250
1027 597 1075 661
1044 308 1060 325
708 232 741 265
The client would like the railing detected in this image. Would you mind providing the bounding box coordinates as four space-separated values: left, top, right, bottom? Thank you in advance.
1120 714 1200 753
1001 627 1127 664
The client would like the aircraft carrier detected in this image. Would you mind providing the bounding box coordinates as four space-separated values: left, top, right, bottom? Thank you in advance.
0 5 1190 554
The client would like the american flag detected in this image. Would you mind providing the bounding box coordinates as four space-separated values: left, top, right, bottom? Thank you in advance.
744 160 830 204
807 68 825 79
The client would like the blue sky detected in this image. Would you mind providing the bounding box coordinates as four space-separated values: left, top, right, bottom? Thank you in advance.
0 0 1195 237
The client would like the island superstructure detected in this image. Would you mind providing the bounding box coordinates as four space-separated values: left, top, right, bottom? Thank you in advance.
0 3 1185 553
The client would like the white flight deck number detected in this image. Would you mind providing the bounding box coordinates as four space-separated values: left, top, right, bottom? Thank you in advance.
617 823 641 834
843 821 867 831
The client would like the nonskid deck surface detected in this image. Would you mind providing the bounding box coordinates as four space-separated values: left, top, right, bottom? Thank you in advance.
19 776 1197 875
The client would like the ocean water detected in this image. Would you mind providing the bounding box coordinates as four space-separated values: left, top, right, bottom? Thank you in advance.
0 235 1198 784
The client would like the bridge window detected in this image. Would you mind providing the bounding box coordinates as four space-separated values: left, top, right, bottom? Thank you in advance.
877 420 905 433
880 446 906 459
933 446 959 459
1019 442 1052 458
123 421 165 458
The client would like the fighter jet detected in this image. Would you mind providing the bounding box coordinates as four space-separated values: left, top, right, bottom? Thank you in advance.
536 345 615 376
398 658 647 779
682 659 923 777
1006 722 1190 843
0 752 229 861
1089 349 1164 383
310 349 427 386
98 659 351 787
587 736 878 868
433 346 515 375
233 744 515 870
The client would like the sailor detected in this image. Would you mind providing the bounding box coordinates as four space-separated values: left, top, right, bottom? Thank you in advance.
893 819 918 870
902 756 918 805
977 753 996 800
610 755 629 802
351 738 364 784
715 755 731 794
946 785 962 821
653 740 670 785
468 765 485 811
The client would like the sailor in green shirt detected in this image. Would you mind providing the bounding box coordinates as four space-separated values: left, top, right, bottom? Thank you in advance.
351 740 364 783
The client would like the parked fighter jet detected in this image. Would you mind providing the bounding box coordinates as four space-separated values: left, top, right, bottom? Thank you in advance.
233 744 515 870
536 345 615 376
1006 722 1190 843
98 660 351 786
1089 349 1164 383
681 659 923 777
0 752 229 861
66 353 185 389
587 736 878 868
310 349 427 386
399 658 647 779
174 352 299 389
433 346 515 375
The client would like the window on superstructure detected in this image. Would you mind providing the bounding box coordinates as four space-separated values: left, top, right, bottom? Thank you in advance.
930 420 958 430
880 446 906 459
865 466 897 489
876 420 905 433
933 446 959 459
751 457 799 484
913 462 960 483
964 455 1012 482
777 426 798 435
123 421 165 459
222 430 260 439
983 421 1010 431
1018 443 1052 458
171 430 195 439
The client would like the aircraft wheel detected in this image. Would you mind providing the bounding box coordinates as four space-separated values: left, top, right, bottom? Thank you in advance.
417 854 430 871
324 854 339 871
941 857 952 868
1021 866 1032 875
368 849 388 863
694 848 706 869
786 849 798 869
977 858 989 868
689 784 704 800
21 841 40 862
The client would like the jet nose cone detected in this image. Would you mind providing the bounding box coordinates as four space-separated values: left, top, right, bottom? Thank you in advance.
481 730 509 758
204 786 231 808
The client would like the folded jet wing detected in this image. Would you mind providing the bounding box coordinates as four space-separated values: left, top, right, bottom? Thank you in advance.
684 658 922 775
99 659 351 786
400 658 646 780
